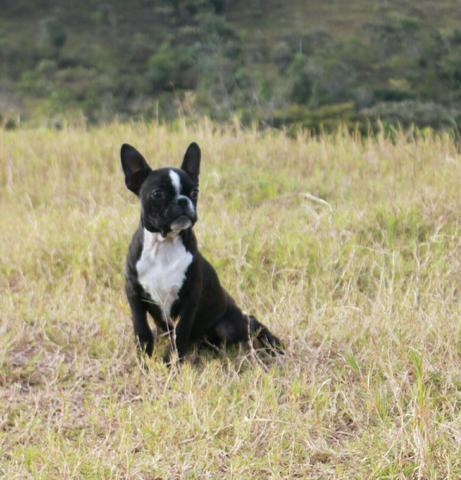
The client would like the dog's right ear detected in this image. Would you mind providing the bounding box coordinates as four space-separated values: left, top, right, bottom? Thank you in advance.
120 144 151 195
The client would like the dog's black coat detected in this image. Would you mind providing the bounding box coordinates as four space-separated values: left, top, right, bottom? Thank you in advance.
121 142 282 362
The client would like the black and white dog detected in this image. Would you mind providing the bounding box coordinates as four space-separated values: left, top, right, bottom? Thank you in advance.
121 142 283 362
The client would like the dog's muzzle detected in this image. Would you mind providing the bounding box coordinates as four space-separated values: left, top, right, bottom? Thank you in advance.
170 215 193 232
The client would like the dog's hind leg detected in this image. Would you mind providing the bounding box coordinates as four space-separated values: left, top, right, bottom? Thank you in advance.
247 315 284 354
209 306 283 354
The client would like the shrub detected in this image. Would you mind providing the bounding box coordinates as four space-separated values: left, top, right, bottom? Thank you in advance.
287 53 314 104
361 101 458 130
42 18 67 50
147 43 197 92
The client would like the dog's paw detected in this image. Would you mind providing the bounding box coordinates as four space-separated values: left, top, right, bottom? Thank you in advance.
136 332 154 357
162 347 186 367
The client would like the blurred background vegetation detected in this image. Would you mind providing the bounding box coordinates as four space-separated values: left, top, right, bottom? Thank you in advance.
1 0 461 132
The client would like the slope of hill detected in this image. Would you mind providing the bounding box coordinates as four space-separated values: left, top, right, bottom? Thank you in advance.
1 0 461 129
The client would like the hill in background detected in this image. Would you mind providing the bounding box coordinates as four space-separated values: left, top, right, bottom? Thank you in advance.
1 0 461 130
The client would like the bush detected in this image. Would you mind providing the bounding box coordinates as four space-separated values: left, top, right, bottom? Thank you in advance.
42 18 67 50
271 41 293 70
147 43 196 92
287 53 314 104
37 59 58 78
361 101 458 130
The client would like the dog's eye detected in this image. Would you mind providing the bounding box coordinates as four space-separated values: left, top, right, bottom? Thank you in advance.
151 190 165 201
189 189 199 201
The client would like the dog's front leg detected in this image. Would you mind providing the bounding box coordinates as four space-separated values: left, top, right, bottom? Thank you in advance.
163 304 197 364
126 291 154 357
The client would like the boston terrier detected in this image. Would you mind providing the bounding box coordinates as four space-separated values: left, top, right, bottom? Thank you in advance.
121 142 283 363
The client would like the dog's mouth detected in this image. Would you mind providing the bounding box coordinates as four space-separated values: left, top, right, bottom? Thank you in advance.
170 215 193 232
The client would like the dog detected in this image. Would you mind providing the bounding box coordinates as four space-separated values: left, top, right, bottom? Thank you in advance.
120 142 283 362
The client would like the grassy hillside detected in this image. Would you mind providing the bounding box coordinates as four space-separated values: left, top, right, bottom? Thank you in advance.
1 0 461 129
1 122 461 477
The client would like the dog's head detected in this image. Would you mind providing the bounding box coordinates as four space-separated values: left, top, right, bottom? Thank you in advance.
121 142 201 237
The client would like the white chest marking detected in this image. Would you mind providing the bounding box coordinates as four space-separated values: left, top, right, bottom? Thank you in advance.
136 229 193 321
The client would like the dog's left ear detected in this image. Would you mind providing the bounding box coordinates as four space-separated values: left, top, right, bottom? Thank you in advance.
181 142 201 183
120 144 151 195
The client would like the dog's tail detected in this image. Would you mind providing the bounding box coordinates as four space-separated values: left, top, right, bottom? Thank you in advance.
248 315 284 354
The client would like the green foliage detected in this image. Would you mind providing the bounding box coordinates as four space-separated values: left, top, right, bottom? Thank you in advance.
269 102 360 132
362 101 458 130
42 17 67 50
147 43 197 92
288 53 313 104
1 1 461 131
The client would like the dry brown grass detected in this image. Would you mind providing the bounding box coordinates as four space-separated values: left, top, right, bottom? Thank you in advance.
1 121 461 478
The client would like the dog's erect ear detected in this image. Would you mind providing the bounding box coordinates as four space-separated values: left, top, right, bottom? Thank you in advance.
181 142 201 183
120 144 151 195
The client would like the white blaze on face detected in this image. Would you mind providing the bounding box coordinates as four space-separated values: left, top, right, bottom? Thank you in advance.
169 170 181 196
169 169 195 216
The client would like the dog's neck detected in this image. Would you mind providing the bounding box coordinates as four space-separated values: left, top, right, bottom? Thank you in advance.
143 228 181 247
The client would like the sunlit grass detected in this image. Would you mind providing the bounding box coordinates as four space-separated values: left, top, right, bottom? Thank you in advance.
1 121 460 478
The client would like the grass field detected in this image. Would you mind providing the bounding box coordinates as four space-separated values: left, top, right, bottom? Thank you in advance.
1 121 461 478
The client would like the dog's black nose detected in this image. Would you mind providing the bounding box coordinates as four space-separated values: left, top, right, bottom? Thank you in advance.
177 198 188 208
